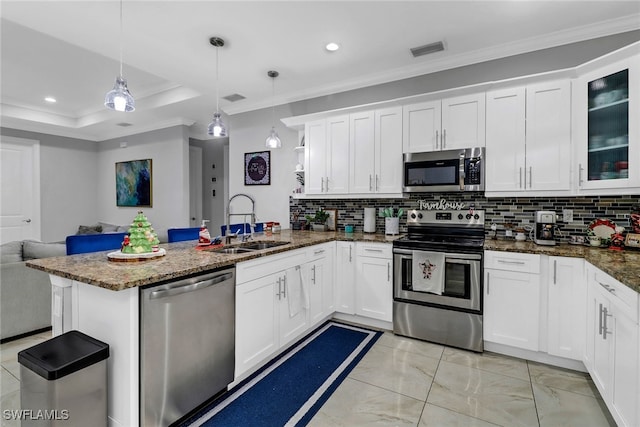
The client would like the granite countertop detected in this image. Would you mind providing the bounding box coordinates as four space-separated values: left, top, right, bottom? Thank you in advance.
26 230 400 291
485 239 640 293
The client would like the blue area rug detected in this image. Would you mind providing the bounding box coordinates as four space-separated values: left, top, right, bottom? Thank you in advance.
184 321 382 427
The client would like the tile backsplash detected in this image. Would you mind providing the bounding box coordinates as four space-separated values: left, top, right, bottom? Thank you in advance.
289 193 639 241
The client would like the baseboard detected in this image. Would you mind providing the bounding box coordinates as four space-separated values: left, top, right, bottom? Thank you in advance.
0 326 52 345
331 313 392 332
484 341 587 372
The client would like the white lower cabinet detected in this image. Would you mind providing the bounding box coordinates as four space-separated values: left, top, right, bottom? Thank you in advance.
585 263 639 427
355 243 393 322
335 241 355 314
484 251 541 351
547 256 586 361
306 243 335 326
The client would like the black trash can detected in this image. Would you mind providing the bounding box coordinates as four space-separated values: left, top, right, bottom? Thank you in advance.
18 330 109 427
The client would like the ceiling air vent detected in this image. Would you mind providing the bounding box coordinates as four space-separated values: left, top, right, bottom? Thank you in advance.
116 122 133 127
410 41 445 58
223 93 246 102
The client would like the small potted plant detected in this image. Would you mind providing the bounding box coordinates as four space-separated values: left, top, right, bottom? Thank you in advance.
379 207 404 235
305 209 331 232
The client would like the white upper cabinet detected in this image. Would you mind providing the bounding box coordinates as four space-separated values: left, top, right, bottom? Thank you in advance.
574 53 640 193
304 115 349 194
485 80 571 195
403 93 485 153
349 107 403 194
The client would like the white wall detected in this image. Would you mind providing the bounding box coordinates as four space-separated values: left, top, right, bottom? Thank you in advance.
228 107 299 228
0 128 98 242
97 126 190 242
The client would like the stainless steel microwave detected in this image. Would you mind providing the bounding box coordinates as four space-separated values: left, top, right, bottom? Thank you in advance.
403 147 485 192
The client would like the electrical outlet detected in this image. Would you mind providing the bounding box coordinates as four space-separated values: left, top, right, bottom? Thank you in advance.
562 209 574 223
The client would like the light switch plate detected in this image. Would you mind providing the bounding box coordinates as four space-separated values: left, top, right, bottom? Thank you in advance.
562 209 573 223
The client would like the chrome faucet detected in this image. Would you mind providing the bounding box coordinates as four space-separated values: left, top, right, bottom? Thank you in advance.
226 193 256 244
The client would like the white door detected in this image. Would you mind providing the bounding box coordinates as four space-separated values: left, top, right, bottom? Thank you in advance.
355 256 392 322
335 242 355 314
326 115 350 194
441 93 486 150
349 111 375 193
375 106 403 193
0 136 41 243
304 120 327 194
485 87 526 191
402 100 441 152
188 146 203 227
279 268 308 346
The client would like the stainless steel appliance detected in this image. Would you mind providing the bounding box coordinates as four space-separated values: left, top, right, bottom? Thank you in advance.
140 267 236 426
403 147 484 193
534 210 557 246
393 209 485 352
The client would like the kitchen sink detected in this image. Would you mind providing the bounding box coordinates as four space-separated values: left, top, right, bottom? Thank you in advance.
241 241 290 250
211 247 256 254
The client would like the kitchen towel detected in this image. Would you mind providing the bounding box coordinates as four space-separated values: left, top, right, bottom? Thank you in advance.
411 251 445 294
287 266 307 318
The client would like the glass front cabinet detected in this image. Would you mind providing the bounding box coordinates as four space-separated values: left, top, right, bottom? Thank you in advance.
575 53 639 192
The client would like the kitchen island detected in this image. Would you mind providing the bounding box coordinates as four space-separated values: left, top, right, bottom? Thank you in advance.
25 230 398 427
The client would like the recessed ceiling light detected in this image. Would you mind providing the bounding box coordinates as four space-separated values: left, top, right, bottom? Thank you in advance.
325 42 340 52
44 97 57 103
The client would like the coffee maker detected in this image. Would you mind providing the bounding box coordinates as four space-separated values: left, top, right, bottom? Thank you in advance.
534 211 557 246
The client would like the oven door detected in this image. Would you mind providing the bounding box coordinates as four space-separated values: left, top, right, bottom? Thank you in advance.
393 248 482 312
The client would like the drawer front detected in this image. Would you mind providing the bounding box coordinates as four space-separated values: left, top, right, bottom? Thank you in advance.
307 242 335 261
592 265 639 321
484 250 540 274
356 242 392 259
236 247 307 284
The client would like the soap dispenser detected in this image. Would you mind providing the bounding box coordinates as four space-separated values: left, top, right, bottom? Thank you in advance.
198 220 212 246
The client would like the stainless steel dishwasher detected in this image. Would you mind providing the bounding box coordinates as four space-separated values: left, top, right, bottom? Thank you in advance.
140 267 235 427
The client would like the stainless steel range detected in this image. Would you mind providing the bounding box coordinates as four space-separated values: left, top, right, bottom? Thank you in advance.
393 209 485 352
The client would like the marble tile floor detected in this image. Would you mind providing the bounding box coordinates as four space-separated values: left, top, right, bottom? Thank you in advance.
1 330 616 427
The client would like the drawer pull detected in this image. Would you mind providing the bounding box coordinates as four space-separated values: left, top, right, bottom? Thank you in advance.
598 281 616 293
314 249 325 255
497 259 526 265
365 248 384 253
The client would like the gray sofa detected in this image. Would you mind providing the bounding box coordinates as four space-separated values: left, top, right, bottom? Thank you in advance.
0 240 66 341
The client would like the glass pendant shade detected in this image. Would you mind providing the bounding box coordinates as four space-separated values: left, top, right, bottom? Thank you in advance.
265 127 281 148
207 112 228 137
105 76 135 112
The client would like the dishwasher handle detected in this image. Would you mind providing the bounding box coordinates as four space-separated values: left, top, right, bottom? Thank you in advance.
149 272 234 300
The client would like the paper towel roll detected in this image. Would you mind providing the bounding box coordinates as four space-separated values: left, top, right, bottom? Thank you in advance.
364 208 376 233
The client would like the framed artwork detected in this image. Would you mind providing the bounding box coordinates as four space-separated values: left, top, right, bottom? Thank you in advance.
325 209 337 231
245 151 271 185
116 159 152 207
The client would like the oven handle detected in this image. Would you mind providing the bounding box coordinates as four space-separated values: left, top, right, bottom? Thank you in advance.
393 248 482 262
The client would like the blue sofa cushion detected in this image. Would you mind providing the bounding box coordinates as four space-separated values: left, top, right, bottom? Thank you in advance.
167 227 200 243
66 233 127 255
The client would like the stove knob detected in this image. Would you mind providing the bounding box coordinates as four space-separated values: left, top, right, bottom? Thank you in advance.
458 214 464 220
417 213 423 219
466 214 472 220
410 213 417 219
474 214 480 220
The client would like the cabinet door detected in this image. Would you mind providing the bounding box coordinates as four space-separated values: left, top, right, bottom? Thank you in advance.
355 255 392 322
547 257 585 361
575 55 640 191
611 307 639 427
526 80 571 191
441 93 486 150
484 268 540 351
402 100 441 153
587 280 613 399
485 87 526 191
349 111 376 193
307 251 335 326
279 269 308 347
375 106 403 193
235 274 279 377
304 119 327 194
326 115 350 194
335 242 355 314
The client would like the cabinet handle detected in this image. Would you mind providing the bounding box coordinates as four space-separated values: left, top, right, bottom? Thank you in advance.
376 175 379 191
312 265 316 284
369 175 373 191
553 260 557 285
529 167 532 189
325 176 329 192
602 306 612 340
321 177 325 193
578 164 584 187
277 277 282 300
519 167 523 189
282 275 287 298
349 245 352 262
365 248 384 253
387 262 391 281
486 272 490 295
497 259 525 265
598 281 616 293
598 303 604 336
314 249 325 255
442 129 446 149
435 130 439 150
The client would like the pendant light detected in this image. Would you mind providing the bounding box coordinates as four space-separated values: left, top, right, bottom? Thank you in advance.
265 70 281 148
207 37 228 138
104 0 135 112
